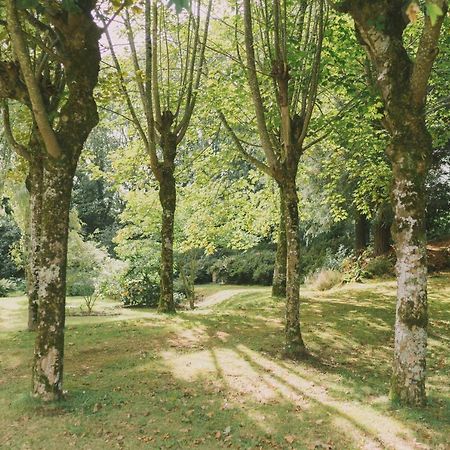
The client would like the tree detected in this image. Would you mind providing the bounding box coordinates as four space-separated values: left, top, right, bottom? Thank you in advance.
1 0 102 400
334 0 448 405
104 0 212 312
220 0 326 357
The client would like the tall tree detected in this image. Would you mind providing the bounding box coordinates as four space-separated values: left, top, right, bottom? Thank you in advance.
334 0 447 405
1 0 101 400
105 0 212 313
220 0 326 357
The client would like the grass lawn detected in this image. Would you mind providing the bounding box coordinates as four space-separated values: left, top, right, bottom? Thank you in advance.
0 276 449 449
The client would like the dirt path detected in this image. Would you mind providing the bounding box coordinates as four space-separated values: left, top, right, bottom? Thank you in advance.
195 288 261 309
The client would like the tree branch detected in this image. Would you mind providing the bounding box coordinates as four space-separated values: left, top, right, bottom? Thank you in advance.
242 0 277 168
6 0 62 159
218 110 273 177
176 0 213 143
0 60 29 103
151 0 162 125
410 0 447 107
102 20 150 152
1 99 31 161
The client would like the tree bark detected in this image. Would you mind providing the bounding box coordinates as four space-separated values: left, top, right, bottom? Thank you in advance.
32 163 72 400
26 151 43 331
354 212 369 254
158 166 176 313
373 203 392 256
281 179 307 358
272 189 287 298
388 120 430 406
337 0 446 406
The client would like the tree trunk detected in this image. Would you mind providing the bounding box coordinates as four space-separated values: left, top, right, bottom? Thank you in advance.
281 179 307 358
354 212 369 254
32 162 72 401
373 203 392 256
158 168 176 313
272 190 287 298
389 125 430 406
26 153 43 331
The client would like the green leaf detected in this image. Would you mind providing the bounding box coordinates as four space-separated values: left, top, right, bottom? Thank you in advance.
426 2 443 26
62 0 82 13
16 0 40 9
167 0 191 13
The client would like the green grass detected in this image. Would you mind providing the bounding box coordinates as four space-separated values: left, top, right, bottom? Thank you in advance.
0 275 449 449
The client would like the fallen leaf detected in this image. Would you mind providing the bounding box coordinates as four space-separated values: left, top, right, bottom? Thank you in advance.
285 435 296 444
93 403 102 413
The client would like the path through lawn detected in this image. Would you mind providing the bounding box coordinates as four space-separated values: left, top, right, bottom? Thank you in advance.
195 288 263 309
0 277 449 449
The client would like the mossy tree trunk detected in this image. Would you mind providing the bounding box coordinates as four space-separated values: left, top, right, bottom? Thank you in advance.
158 170 176 313
26 151 43 331
388 119 430 406
336 0 447 406
158 124 177 313
32 163 73 400
272 189 287 298
280 178 307 358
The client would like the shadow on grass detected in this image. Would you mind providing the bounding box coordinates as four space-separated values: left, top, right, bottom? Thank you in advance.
1 275 449 449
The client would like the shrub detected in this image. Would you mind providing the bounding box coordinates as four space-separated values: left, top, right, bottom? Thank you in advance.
67 279 95 297
0 278 16 297
120 267 160 307
364 256 395 278
0 214 23 279
306 269 342 291
119 263 186 308
82 291 102 315
66 229 126 297
206 245 275 285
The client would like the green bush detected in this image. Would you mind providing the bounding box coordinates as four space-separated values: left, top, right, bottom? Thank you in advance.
0 214 22 279
119 264 160 307
0 278 17 297
66 228 126 297
119 262 187 308
207 245 275 285
364 255 395 278
67 279 95 297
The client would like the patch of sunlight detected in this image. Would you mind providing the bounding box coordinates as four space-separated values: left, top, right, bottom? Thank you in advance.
0 354 23 371
243 315 282 327
160 349 217 381
237 344 420 450
167 325 209 349
0 297 28 332
212 348 278 404
255 369 311 411
311 328 362 350
332 416 383 450
245 410 276 434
